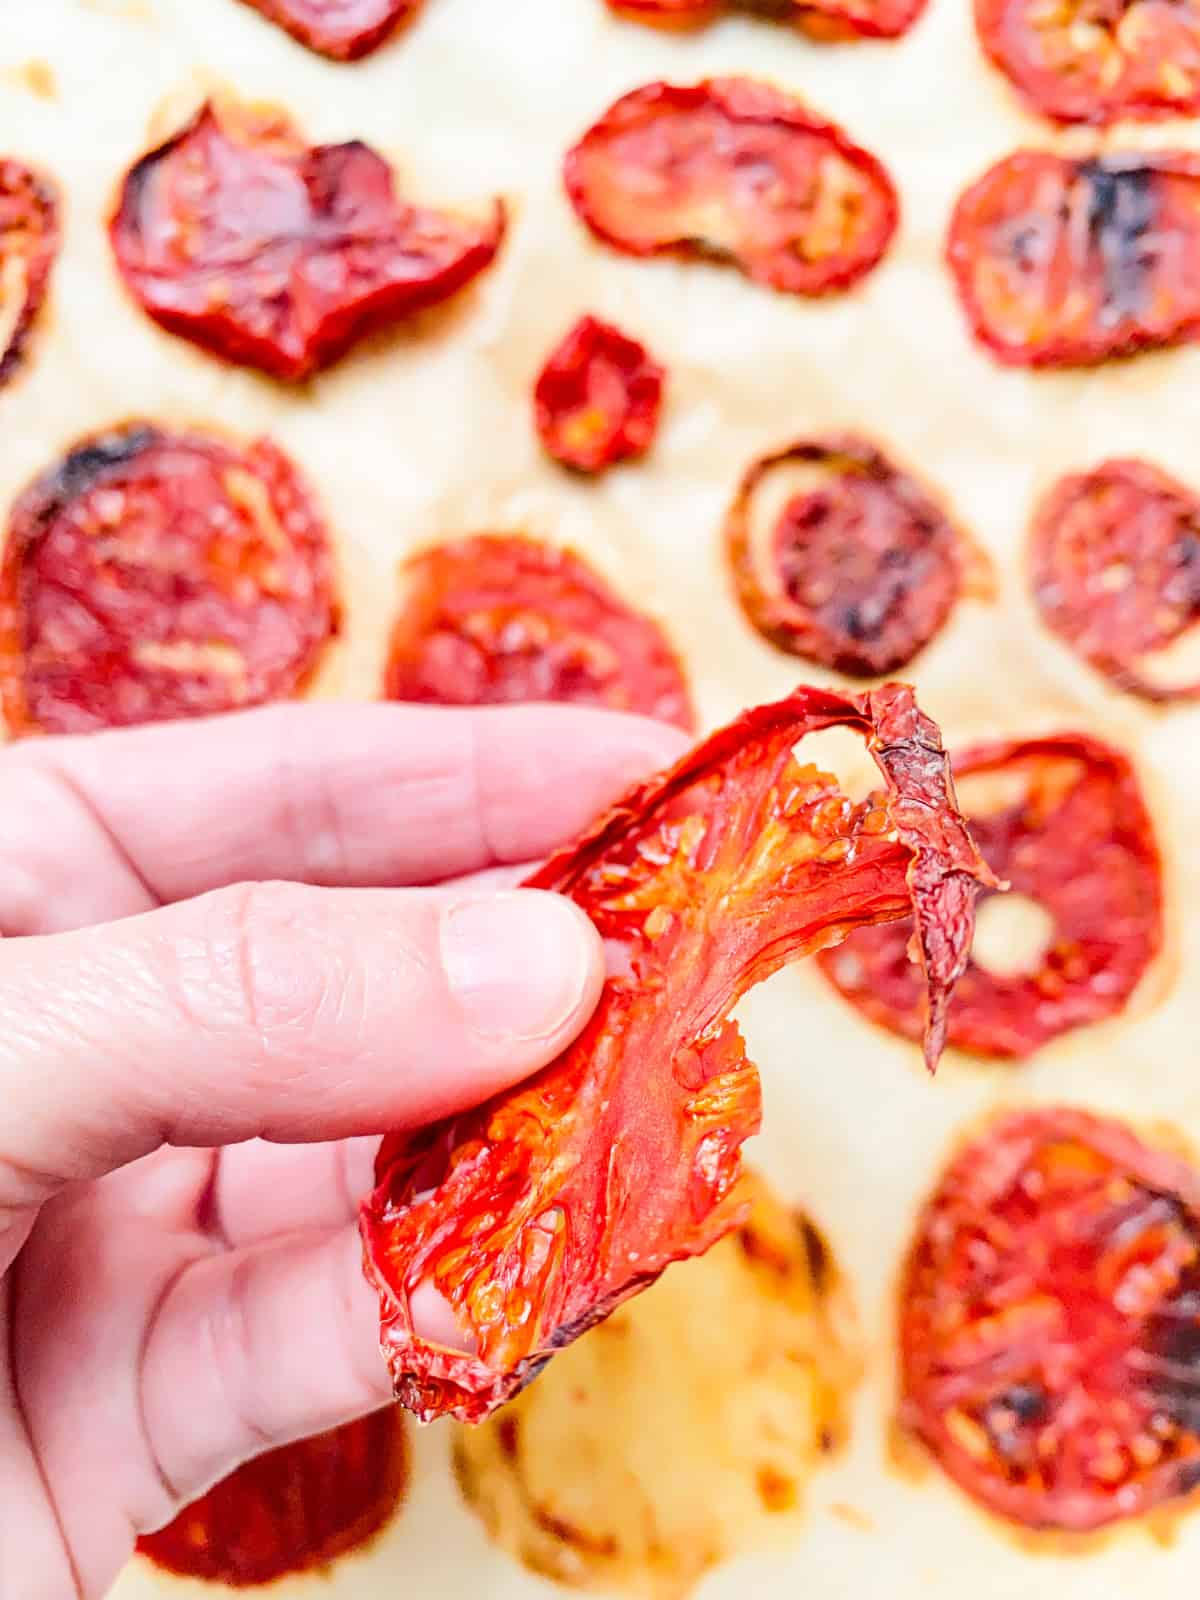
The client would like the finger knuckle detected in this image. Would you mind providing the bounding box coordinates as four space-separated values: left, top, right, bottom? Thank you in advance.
200 880 337 1045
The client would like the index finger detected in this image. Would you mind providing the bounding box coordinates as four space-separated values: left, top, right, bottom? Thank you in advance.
0 702 687 934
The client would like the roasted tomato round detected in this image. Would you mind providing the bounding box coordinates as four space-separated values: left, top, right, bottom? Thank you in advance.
1031 458 1200 703
606 0 926 39
0 159 58 390
975 0 1200 123
383 533 694 728
110 102 505 381
0 420 340 736
948 151 1200 367
725 435 981 676
137 1411 408 1585
236 0 420 59
534 316 665 473
820 734 1163 1058
565 78 898 297
901 1108 1200 1532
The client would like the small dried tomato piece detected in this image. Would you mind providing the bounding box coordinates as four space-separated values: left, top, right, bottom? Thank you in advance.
237 0 419 59
564 78 898 297
1031 458 1200 703
0 420 340 736
820 734 1163 1058
975 0 1200 124
137 1411 407 1585
110 102 505 381
360 683 994 1423
948 151 1200 368
0 159 58 389
534 316 665 473
607 0 926 38
901 1109 1200 1532
725 435 984 676
383 533 694 729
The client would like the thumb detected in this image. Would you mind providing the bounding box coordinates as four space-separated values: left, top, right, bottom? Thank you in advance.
0 880 603 1226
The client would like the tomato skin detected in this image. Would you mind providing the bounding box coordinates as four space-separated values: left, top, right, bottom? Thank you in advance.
820 734 1163 1058
975 0 1200 124
606 0 927 39
237 0 420 59
534 316 665 474
564 78 898 298
382 533 695 728
901 1109 1200 1533
725 435 980 676
361 682 994 1423
0 420 340 736
0 159 58 390
948 151 1200 369
110 102 505 381
137 1411 408 1586
1030 458 1200 703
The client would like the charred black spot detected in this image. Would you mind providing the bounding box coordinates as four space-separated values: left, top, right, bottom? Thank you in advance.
29 423 161 532
998 1383 1047 1424
1079 158 1157 323
799 1215 832 1294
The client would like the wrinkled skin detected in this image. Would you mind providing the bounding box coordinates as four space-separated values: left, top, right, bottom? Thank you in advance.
236 0 421 59
606 0 927 38
565 78 898 298
383 533 695 729
0 421 340 735
361 682 995 1422
0 159 57 390
948 151 1200 367
110 103 505 381
902 1109 1200 1532
533 316 665 474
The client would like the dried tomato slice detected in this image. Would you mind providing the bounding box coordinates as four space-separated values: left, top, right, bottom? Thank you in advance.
975 0 1200 124
947 151 1200 368
820 734 1163 1058
564 79 898 297
901 1108 1200 1532
237 0 419 59
533 316 665 474
606 0 926 39
1030 458 1200 703
110 102 505 381
725 435 984 676
382 533 695 728
137 1411 407 1584
0 159 58 390
0 421 340 736
360 683 994 1423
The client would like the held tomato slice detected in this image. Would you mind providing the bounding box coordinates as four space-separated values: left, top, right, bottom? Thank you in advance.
820 734 1164 1058
236 0 420 59
533 316 665 474
725 435 986 677
0 159 57 390
383 534 694 729
1031 458 1200 703
110 102 505 381
606 0 927 39
947 151 1200 368
0 421 340 736
901 1109 1200 1532
360 683 995 1423
564 79 899 297
975 0 1200 124
137 1411 408 1585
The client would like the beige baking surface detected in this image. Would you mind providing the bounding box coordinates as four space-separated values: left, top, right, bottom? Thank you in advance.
4 0 1200 1595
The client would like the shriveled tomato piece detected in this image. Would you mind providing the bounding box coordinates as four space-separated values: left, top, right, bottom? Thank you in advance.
1031 458 1200 703
383 533 694 729
534 316 665 473
360 683 994 1422
110 102 505 381
976 0 1200 123
564 79 898 297
902 1109 1200 1532
0 420 340 736
137 1411 407 1585
726 435 985 676
948 151 1200 368
236 0 420 59
0 159 58 389
607 0 925 37
820 734 1163 1058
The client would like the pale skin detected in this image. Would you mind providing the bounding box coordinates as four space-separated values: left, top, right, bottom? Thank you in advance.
0 700 686 1600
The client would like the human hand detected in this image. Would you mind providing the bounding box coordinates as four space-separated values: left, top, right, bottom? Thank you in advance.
0 701 684 1600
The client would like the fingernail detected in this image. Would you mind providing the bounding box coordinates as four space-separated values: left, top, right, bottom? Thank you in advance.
440 891 597 1042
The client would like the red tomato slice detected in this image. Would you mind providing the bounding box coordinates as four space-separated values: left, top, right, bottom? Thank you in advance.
0 158 58 389
237 0 420 59
534 316 665 473
607 0 926 38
